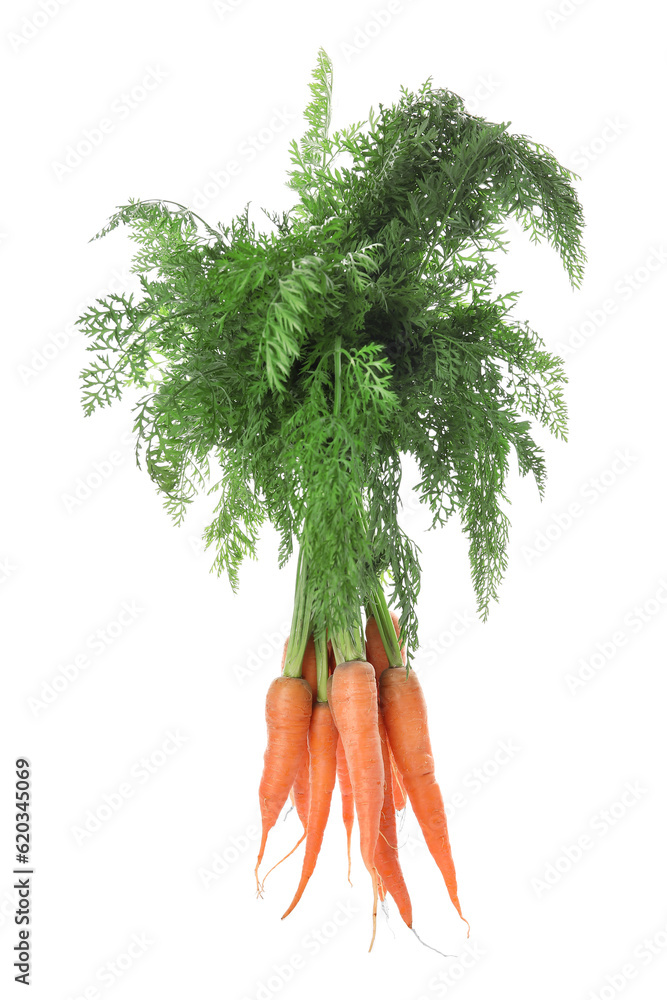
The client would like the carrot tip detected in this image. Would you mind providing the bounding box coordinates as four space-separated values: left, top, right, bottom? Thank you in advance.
368 869 379 952
281 892 303 921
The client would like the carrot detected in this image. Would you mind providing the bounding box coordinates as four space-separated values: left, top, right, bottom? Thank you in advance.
281 638 307 815
330 659 384 950
281 636 301 812
365 612 406 681
375 711 412 927
335 735 354 884
365 613 407 811
379 666 467 931
281 634 315 819
260 641 319 889
255 676 312 890
287 636 316 827
282 703 338 917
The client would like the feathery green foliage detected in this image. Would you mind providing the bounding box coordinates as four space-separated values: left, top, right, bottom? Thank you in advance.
77 47 584 658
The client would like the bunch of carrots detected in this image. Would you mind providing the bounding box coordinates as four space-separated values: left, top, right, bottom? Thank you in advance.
75 47 584 952
254 558 468 949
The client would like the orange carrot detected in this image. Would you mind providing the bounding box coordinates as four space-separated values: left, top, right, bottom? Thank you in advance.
255 676 312 890
365 613 407 812
375 711 412 927
280 635 315 827
288 637 316 826
282 703 338 917
335 735 354 883
260 640 320 889
281 639 302 808
330 659 384 950
280 639 307 814
379 666 467 931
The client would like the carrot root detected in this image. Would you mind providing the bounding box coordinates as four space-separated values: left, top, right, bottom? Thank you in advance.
330 660 384 951
282 703 338 919
374 711 413 927
255 676 312 886
380 665 466 927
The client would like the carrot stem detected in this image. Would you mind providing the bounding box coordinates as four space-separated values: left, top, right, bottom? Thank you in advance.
367 582 404 670
283 548 313 678
314 627 329 703
351 501 404 671
329 610 365 665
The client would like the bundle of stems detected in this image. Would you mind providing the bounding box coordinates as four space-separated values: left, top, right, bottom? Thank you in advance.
77 48 584 659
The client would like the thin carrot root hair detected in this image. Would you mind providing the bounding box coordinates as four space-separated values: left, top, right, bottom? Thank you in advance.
377 827 398 851
410 927 457 958
259 830 307 894
374 710 413 927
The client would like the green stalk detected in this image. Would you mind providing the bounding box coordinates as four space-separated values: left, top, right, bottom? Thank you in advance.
329 592 365 664
283 547 314 678
327 330 365 664
352 494 404 670
329 623 365 664
367 579 404 670
314 627 329 702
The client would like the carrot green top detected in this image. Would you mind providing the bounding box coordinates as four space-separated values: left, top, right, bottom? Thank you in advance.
77 48 585 660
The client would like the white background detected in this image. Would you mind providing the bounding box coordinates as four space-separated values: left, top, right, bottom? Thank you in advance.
2 1 666 998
